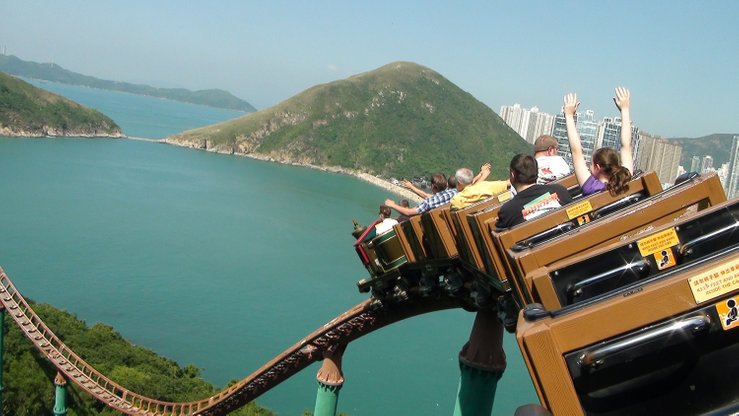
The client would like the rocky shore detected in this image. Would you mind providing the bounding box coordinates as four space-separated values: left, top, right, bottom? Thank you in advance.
162 137 423 203
0 126 124 138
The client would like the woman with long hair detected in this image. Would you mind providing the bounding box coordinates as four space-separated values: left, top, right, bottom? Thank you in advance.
564 87 634 196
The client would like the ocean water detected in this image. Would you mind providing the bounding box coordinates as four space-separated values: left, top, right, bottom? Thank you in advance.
0 82 536 415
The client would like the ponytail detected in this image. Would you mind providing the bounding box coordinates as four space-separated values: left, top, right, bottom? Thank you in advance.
606 166 632 196
593 147 632 196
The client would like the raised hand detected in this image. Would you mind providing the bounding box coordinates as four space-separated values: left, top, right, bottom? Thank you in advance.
613 86 630 112
480 163 491 175
563 93 580 117
401 179 414 189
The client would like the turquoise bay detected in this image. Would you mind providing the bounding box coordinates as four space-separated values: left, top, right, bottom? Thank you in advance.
0 81 536 415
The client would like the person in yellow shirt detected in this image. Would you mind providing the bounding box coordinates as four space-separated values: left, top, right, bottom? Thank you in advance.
450 164 510 210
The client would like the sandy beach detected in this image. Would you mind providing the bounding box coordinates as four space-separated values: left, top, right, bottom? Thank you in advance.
159 138 424 203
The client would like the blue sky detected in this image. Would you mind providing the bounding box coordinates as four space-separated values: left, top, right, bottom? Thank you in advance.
1 0 737 138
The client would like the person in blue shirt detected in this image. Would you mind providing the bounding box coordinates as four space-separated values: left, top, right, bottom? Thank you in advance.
384 173 457 217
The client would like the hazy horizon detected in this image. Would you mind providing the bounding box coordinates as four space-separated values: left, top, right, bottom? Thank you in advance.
1 1 737 138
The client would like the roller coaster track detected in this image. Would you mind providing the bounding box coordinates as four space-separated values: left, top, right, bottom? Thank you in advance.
0 267 463 415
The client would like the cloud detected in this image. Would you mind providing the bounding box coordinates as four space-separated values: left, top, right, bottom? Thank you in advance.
327 64 338 71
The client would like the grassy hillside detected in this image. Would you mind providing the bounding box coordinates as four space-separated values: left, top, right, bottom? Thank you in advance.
0 54 256 112
0 71 122 137
668 133 738 167
3 302 273 415
168 62 531 179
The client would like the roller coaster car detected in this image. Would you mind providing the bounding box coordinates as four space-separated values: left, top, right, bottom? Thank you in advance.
450 189 515 274
516 248 739 416
420 205 460 260
464 174 582 292
491 171 663 304
399 214 427 262
508 172 727 305
354 220 406 278
526 199 739 311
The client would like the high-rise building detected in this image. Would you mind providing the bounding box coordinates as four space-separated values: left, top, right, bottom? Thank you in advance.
717 163 730 192
552 110 596 168
596 116 640 164
701 155 714 173
500 104 555 144
690 156 701 173
726 136 739 199
526 107 555 144
578 110 598 165
634 133 682 184
552 113 573 166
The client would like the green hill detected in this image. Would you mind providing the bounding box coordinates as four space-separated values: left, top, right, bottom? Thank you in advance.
0 71 122 137
3 302 273 415
0 54 256 112
167 61 531 179
668 133 738 168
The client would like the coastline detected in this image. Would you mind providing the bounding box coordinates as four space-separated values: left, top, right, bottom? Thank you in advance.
0 127 124 138
159 137 424 203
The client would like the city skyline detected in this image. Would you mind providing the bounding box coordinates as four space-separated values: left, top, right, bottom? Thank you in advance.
1 1 737 138
499 102 737 188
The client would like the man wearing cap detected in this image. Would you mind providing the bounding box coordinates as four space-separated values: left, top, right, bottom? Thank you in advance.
533 135 570 184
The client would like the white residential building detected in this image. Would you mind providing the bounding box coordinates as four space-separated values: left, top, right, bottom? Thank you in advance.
726 136 739 199
634 133 682 184
500 104 555 144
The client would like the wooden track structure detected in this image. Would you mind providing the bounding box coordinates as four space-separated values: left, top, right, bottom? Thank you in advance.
0 268 461 415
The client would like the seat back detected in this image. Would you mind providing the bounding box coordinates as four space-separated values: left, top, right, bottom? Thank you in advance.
370 229 408 273
516 247 739 416
450 190 514 272
494 171 663 303
420 205 458 259
464 174 581 292
527 198 739 310
509 172 727 303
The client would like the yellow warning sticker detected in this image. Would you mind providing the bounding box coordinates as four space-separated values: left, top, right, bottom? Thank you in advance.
575 214 591 226
498 191 514 202
688 260 739 304
566 200 593 220
637 228 680 256
654 248 677 271
716 296 739 331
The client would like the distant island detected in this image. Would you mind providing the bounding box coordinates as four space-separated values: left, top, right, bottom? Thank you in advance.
0 54 256 112
0 71 123 138
167 61 531 182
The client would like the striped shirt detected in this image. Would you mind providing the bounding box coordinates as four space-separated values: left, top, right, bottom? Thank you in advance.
417 188 458 214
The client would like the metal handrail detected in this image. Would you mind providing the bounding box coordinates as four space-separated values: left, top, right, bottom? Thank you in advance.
566 260 651 299
577 314 711 368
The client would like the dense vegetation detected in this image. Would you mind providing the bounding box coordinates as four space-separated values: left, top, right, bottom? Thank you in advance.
0 71 122 137
668 133 738 168
0 54 256 112
168 62 531 180
2 302 273 415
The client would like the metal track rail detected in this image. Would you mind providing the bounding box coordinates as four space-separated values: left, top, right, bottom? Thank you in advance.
0 267 460 415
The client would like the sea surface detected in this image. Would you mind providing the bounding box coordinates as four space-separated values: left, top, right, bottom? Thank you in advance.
0 81 536 415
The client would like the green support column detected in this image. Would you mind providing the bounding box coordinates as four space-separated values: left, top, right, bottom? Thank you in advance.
0 308 4 415
53 372 68 416
453 309 506 416
453 361 503 416
313 346 345 416
314 383 342 416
